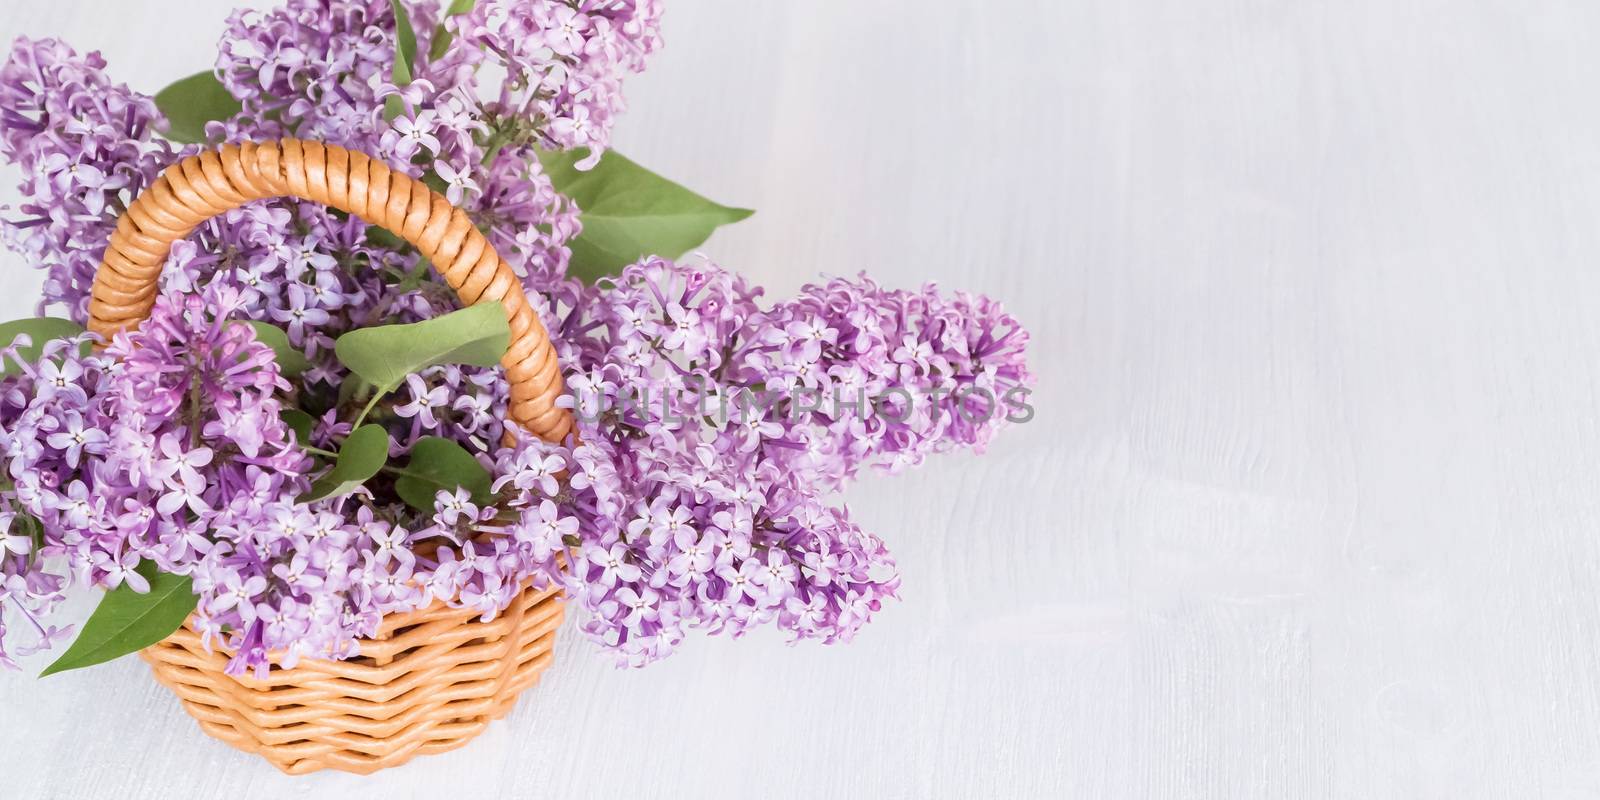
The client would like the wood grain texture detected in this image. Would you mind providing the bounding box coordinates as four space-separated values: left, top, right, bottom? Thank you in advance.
3 0 1599 797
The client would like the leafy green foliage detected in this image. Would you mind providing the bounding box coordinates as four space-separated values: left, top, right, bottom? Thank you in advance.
281 409 317 445
40 564 195 676
153 71 241 144
299 424 391 502
333 304 509 394
244 321 310 378
429 0 479 61
539 148 754 282
0 318 85 378
421 170 449 195
385 0 418 121
366 225 407 251
394 436 494 511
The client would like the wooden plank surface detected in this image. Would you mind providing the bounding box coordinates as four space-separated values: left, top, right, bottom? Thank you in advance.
5 1 1600 797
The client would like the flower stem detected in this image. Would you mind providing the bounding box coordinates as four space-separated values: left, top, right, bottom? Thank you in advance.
302 441 473 486
350 390 385 429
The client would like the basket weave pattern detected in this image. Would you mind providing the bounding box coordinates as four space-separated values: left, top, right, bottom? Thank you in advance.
85 138 578 775
140 582 564 775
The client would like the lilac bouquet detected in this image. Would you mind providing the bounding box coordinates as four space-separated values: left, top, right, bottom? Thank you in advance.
0 0 1033 677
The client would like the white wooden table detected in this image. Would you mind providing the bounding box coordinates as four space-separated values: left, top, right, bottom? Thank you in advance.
5 1 1599 797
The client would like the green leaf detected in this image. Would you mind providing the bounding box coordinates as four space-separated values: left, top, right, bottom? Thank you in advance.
385 0 418 122
281 409 317 445
538 148 754 282
243 321 310 378
299 424 391 503
153 71 241 144
40 563 195 677
421 169 448 196
428 0 478 61
333 303 509 394
366 225 407 251
15 513 44 570
392 0 418 78
337 376 375 411
383 95 405 126
394 436 494 511
0 318 85 377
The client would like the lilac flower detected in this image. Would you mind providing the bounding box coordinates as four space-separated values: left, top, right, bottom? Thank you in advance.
525 499 576 562
272 554 322 593
456 564 506 620
385 111 442 161
0 38 174 318
664 527 712 587
370 523 410 564
434 160 479 205
1 519 30 556
0 568 72 668
590 543 642 588
716 558 762 604
34 359 85 406
152 436 214 515
45 481 98 530
43 411 105 468
208 571 267 617
754 550 797 603
434 488 479 528
450 0 663 164
271 283 332 343
493 447 565 496
0 8 1029 676
394 373 450 431
372 559 416 606
609 585 658 628
94 550 150 593
528 256 1031 665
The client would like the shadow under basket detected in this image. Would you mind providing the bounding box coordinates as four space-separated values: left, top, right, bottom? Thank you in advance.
139 581 564 775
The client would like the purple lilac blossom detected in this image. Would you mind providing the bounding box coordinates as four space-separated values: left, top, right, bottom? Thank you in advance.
450 0 663 166
0 37 175 319
214 0 590 283
0 285 591 676
0 4 1033 672
537 257 1033 665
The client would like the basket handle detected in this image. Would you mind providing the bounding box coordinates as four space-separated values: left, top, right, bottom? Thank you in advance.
85 138 573 444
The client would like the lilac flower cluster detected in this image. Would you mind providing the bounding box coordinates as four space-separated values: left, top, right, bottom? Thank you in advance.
0 36 174 320
0 286 310 671
751 273 1034 483
214 0 596 283
216 0 661 178
450 0 663 166
0 284 587 675
217 0 476 173
0 2 1034 674
0 26 578 367
99 286 594 677
2 3 605 317
539 258 1033 665
0 16 597 672
0 332 89 668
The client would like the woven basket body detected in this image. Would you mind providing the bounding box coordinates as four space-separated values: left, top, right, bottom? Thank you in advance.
140 582 563 775
86 138 577 775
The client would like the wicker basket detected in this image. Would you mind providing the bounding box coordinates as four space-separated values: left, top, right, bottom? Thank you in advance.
85 138 576 775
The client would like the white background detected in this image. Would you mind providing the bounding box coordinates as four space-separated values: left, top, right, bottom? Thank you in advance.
3 1 1598 798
